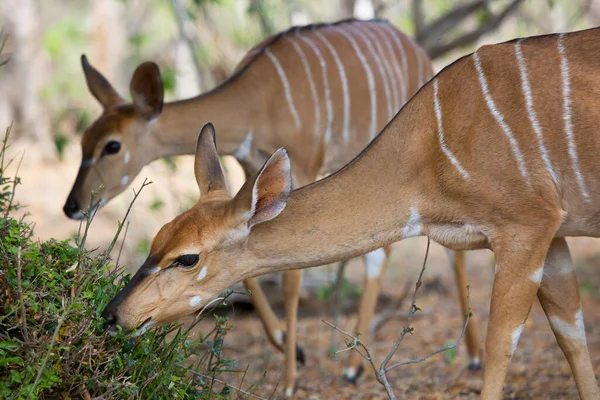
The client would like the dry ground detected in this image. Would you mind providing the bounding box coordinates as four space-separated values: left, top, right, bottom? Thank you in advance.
8 142 600 399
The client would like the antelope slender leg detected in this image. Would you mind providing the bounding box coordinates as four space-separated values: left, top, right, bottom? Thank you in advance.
447 250 482 370
481 224 558 399
282 269 303 397
537 238 600 399
243 278 285 352
344 245 392 383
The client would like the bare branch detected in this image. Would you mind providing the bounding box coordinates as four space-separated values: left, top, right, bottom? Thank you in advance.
416 0 484 46
385 286 471 371
426 0 524 59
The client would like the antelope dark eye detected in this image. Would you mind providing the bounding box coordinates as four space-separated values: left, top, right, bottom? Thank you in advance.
174 254 199 269
103 141 121 155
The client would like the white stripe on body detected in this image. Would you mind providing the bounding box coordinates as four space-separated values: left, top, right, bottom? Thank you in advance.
362 24 400 113
288 37 321 142
558 33 590 201
370 24 406 111
433 79 470 179
332 25 377 140
379 23 409 104
265 48 301 129
515 39 560 187
351 23 393 121
314 28 351 142
296 30 333 143
473 51 529 182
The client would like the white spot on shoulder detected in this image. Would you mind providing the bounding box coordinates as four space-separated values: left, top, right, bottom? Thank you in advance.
124 151 130 164
401 207 422 238
549 309 587 346
529 266 544 284
364 248 387 279
196 266 207 281
511 322 525 355
189 295 202 308
121 175 129 186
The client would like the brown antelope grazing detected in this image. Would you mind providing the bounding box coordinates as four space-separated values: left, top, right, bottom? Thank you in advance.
66 19 480 393
102 26 600 399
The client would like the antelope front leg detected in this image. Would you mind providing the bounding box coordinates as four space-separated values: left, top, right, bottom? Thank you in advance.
343 245 392 383
537 238 600 399
482 228 557 399
446 249 483 370
243 278 287 352
282 269 303 397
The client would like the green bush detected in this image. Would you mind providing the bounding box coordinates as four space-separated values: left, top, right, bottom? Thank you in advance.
0 126 239 399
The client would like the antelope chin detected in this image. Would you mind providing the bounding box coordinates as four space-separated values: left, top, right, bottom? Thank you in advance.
131 317 154 337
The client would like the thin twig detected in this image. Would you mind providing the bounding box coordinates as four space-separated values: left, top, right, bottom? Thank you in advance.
115 221 130 268
330 259 348 353
191 371 269 400
385 286 471 371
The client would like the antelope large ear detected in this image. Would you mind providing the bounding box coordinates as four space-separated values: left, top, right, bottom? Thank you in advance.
81 54 125 109
194 123 227 196
235 148 292 228
130 61 164 120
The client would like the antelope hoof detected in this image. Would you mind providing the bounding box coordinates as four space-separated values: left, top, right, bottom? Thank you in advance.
342 365 364 384
468 357 482 372
296 343 305 365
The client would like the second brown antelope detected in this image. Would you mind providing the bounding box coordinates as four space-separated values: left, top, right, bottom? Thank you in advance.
102 27 600 399
64 19 475 393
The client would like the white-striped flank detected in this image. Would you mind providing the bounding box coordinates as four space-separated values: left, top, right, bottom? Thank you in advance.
265 48 301 129
515 39 559 186
314 28 350 141
352 23 393 121
473 51 529 181
332 25 377 140
558 34 590 201
362 24 399 113
296 30 333 143
288 37 320 141
379 23 408 104
433 79 469 179
371 24 405 110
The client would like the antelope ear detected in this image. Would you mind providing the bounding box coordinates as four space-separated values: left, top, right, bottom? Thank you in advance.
129 61 164 120
234 148 292 228
81 54 125 109
194 123 227 196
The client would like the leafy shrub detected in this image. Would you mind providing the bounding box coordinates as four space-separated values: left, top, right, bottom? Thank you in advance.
0 126 239 399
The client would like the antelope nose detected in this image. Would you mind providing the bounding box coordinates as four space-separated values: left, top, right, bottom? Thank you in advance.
101 308 118 329
63 198 80 218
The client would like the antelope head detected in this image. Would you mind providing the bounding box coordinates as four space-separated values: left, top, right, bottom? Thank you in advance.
63 55 165 219
101 123 292 333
